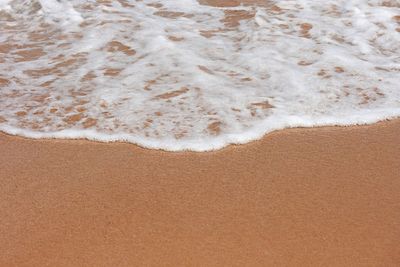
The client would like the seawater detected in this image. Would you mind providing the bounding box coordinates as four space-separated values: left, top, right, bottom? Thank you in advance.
0 0 399 151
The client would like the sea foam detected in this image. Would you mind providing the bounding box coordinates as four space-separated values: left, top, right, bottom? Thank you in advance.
0 0 399 151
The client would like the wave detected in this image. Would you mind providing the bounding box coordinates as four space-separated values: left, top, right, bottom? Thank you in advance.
0 0 399 151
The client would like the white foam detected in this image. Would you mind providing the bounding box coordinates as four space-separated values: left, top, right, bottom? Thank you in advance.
0 0 399 151
0 0 11 9
37 0 83 26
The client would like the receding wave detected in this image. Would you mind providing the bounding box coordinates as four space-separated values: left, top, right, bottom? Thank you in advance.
0 0 399 151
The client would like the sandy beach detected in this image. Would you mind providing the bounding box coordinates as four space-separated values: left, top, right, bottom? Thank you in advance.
1 0 400 265
1 119 399 266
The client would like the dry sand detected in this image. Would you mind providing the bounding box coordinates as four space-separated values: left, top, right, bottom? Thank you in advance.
1 119 400 266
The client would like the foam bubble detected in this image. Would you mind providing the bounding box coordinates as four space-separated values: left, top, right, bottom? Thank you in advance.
0 0 399 151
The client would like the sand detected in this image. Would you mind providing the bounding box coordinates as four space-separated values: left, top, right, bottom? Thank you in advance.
1 0 400 265
1 119 400 266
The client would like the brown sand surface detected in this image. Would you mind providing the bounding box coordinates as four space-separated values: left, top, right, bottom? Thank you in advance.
1 119 400 266
1 0 399 265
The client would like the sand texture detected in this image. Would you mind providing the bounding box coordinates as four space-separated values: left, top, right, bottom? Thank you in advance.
1 119 400 266
1 1 400 265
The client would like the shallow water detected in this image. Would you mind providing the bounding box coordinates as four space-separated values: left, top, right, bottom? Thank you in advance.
0 0 399 151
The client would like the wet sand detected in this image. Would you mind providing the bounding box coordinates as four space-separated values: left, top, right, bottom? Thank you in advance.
1 0 400 265
1 119 400 266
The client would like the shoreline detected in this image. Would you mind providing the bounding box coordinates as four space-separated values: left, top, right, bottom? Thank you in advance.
1 0 399 265
1 115 399 152
1 119 399 266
